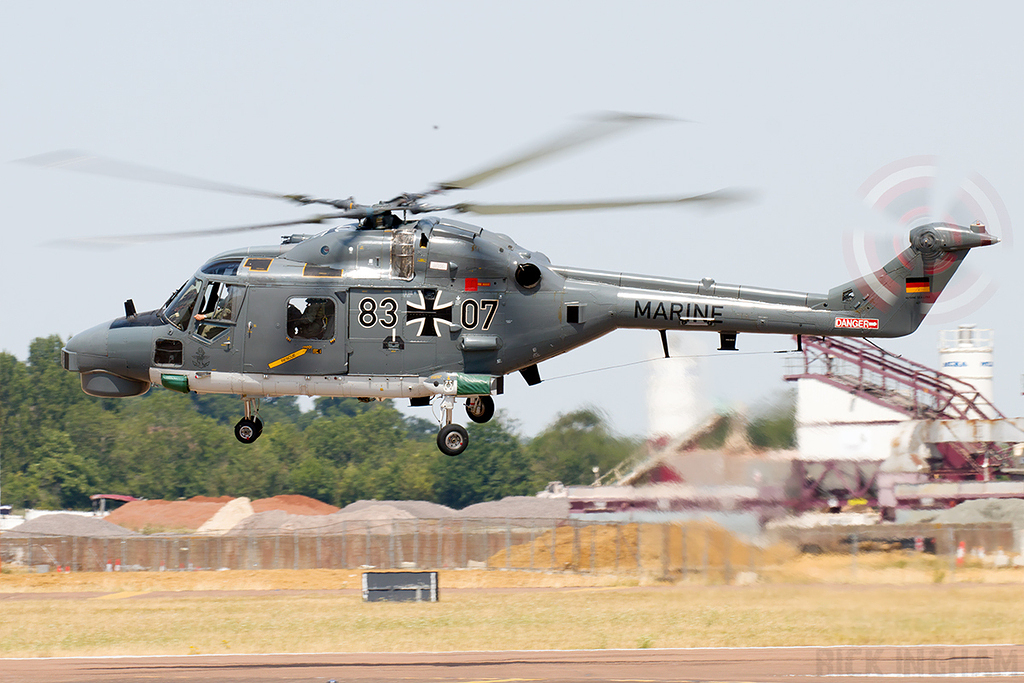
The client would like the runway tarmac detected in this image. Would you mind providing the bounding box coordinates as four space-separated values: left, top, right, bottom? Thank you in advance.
3 645 1023 683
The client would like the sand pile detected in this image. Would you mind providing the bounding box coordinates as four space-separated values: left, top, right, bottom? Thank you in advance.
197 497 255 534
252 495 339 515
106 497 228 533
4 513 137 538
488 519 792 572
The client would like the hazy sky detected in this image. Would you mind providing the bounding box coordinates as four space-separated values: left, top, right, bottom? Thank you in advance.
2 2 1021 437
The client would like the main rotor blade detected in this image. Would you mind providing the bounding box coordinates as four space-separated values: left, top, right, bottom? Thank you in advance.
51 214 346 248
450 190 749 215
435 112 674 192
16 150 296 202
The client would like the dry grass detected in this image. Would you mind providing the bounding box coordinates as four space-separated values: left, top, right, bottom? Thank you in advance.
0 568 628 593
5 540 1024 658
2 568 1024 657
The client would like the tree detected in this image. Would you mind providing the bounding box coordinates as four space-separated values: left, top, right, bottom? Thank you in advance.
527 408 637 488
25 428 97 508
746 391 797 450
430 415 532 509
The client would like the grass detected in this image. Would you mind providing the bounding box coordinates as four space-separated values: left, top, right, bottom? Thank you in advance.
2 569 1024 657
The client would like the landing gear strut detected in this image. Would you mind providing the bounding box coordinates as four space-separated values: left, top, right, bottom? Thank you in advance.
234 397 263 444
435 393 469 456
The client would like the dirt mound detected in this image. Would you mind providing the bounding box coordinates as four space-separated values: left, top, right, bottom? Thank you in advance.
188 495 234 504
5 513 137 538
106 499 227 533
252 495 339 516
489 519 792 572
342 500 456 518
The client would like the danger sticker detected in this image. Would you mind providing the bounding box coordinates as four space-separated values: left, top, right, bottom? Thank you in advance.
835 317 879 330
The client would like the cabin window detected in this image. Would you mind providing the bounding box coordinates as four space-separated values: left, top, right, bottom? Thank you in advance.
390 228 416 280
154 339 183 366
287 297 335 340
194 281 244 341
163 278 203 331
566 304 580 324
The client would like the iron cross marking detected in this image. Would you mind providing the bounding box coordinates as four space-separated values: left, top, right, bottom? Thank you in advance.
406 290 454 337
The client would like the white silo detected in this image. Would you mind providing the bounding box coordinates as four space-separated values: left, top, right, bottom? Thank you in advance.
938 324 995 407
647 334 705 439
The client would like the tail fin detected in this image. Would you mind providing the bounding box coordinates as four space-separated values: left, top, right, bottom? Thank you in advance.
827 222 999 336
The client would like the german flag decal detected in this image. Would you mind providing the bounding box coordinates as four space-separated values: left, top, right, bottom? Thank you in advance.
906 277 930 294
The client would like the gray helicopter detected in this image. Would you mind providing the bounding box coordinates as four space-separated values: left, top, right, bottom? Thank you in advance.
27 115 999 455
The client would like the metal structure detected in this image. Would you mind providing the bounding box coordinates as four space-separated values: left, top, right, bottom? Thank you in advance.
784 335 1023 511
784 335 1003 422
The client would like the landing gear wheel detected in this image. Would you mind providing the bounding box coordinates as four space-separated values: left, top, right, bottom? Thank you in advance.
437 423 469 456
465 395 495 424
235 417 261 444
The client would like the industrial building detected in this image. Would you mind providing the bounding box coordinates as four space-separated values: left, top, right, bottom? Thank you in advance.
561 325 1024 527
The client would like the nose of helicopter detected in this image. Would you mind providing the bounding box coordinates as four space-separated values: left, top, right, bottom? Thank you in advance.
63 321 110 372
63 320 152 397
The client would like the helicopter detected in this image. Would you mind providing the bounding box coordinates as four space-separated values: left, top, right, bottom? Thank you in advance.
25 115 999 455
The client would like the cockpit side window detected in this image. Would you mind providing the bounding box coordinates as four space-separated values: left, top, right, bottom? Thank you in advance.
287 297 335 340
163 278 202 331
201 258 242 276
390 228 416 280
194 281 244 341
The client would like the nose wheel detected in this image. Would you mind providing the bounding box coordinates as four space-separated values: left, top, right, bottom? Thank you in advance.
435 393 472 456
437 423 469 456
234 397 263 444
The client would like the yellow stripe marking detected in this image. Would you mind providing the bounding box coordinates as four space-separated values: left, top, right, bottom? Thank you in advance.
269 346 312 369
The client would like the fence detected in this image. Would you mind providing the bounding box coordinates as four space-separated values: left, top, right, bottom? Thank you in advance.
2 519 1021 582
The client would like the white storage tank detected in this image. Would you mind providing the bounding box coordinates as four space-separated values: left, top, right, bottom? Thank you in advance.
647 335 704 439
938 324 995 407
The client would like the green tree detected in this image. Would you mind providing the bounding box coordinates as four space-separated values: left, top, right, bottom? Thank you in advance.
25 428 98 508
527 408 637 487
430 415 531 509
746 391 797 450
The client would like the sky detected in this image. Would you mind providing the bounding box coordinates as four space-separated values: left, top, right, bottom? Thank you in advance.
1 1 1022 438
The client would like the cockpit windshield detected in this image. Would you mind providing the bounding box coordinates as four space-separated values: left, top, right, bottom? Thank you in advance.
162 277 202 330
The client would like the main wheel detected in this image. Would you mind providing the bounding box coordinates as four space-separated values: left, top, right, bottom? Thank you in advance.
234 417 261 444
465 395 495 424
437 423 469 456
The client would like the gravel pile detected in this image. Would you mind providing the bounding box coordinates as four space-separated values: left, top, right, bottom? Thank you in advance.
227 504 418 535
4 513 138 537
937 499 1024 526
341 500 456 518
457 496 570 520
